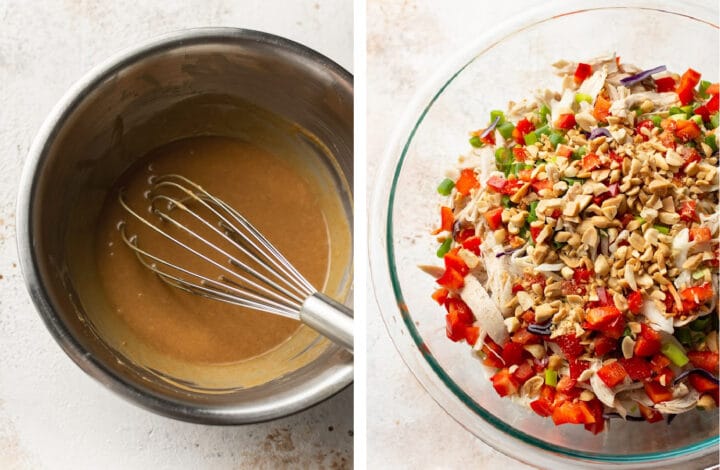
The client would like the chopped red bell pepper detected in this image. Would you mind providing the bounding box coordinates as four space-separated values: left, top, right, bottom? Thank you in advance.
513 361 535 384
484 207 503 231
619 357 652 381
455 168 479 195
679 283 714 312
687 351 719 373
529 225 543 243
472 128 496 146
635 119 655 141
582 152 602 171
707 83 720 95
512 146 528 161
501 341 526 366
554 113 576 130
491 368 520 397
689 227 712 242
556 375 577 394
593 95 611 123
634 324 662 357
585 306 622 329
551 401 595 425
677 68 702 105
431 287 449 305
512 118 535 144
573 268 593 284
444 248 469 276
597 361 628 388
461 235 482 255
486 175 508 193
569 359 590 380
707 93 719 113
574 63 592 85
436 267 464 290
593 335 617 357
675 119 701 142
583 398 606 434
511 327 541 346
482 339 505 368
694 104 711 122
432 206 454 234
678 200 699 223
644 381 674 404
465 326 480 346
556 144 574 158
650 354 671 374
531 179 553 194
445 311 468 341
530 385 556 417
517 168 533 182
688 373 719 403
638 403 663 423
553 334 585 360
654 76 676 93
627 290 644 314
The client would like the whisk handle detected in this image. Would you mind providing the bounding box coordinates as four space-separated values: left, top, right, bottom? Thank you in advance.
300 293 353 353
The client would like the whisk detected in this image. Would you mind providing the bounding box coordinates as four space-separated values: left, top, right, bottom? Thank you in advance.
117 174 353 352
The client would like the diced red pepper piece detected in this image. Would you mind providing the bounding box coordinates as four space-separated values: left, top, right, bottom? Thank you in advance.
638 403 663 423
491 368 520 397
531 179 553 194
707 93 719 113
680 283 714 312
445 312 467 342
582 152 602 171
486 175 507 193
650 354 671 374
585 306 623 329
554 113 576 130
597 361 628 388
516 169 532 183
530 385 556 417
688 373 719 403
574 63 592 85
593 335 617 357
556 375 577 394
655 368 674 385
676 68 701 105
431 206 454 234
455 168 479 195
552 401 595 425
634 324 662 357
511 327 541 346
690 227 712 242
461 235 482 255
529 225 543 243
556 144 574 158
687 351 719 373
583 398 606 434
593 95 611 123
635 119 655 141
678 200 699 223
444 248 469 277
465 326 480 346
675 119 701 142
553 334 585 360
501 341 526 366
694 104 711 122
627 291 644 314
619 357 652 381
512 146 528 161
569 359 590 380
482 339 505 368
707 83 720 95
573 268 593 284
513 361 535 384
431 287 449 305
472 128 496 146
654 76 676 93
436 267 464 290
512 118 535 144
561 279 586 296
644 381 674 404
484 207 503 231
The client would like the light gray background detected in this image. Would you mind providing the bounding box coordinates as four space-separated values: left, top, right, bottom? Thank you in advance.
0 1 352 469
366 1 718 469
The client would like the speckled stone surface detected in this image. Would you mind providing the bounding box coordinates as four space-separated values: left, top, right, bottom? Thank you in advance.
366 1 718 469
0 1 352 468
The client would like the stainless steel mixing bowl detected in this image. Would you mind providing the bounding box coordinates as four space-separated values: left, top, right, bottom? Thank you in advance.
16 28 353 424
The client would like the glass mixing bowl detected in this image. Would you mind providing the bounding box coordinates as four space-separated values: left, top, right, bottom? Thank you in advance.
370 1 719 467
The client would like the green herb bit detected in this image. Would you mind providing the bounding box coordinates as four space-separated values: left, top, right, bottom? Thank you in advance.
669 106 684 116
437 178 455 196
535 124 551 137
561 177 583 186
539 104 551 124
548 131 565 148
635 216 646 225
690 114 704 126
575 93 592 104
689 316 710 332
705 134 718 152
711 112 719 130
495 147 514 175
552 240 566 250
698 79 712 98
527 201 539 223
572 146 587 160
501 195 513 208
651 115 663 127
524 132 538 146
490 110 506 126
622 326 633 337
497 121 515 139
469 135 483 148
544 369 558 387
675 327 692 346
653 224 670 235
660 342 689 367
680 105 694 114
436 238 452 257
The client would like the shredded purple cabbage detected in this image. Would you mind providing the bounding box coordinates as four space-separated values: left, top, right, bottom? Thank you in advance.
495 248 518 258
480 115 501 139
589 127 611 140
620 65 666 87
527 322 552 335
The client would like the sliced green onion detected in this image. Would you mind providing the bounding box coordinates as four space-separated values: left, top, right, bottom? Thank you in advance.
544 369 558 387
689 316 710 332
623 326 633 337
562 177 583 186
437 178 455 196
690 114 704 126
469 135 483 148
524 132 538 146
635 216 646 225
436 238 452 257
653 224 670 235
548 131 565 148
527 201 539 223
669 113 688 121
552 240 566 250
535 124 551 137
572 146 587 160
501 195 512 208
705 134 718 152
698 79 712 98
680 105 694 114
711 112 720 130
490 110 506 126
675 327 692 346
497 121 515 139
651 115 663 127
495 147 514 175
661 342 689 367
518 224 530 240
669 106 684 115
539 104 551 124
575 93 593 104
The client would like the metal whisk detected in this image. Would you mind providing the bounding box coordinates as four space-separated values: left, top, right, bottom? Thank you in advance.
117 174 353 352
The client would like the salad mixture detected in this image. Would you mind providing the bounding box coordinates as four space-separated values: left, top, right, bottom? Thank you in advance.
428 55 719 433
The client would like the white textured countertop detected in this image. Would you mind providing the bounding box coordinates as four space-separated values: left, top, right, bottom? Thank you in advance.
366 1 718 469
0 1 352 469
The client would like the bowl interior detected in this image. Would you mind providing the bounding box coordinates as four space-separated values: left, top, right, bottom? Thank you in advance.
25 30 353 423
375 3 718 466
